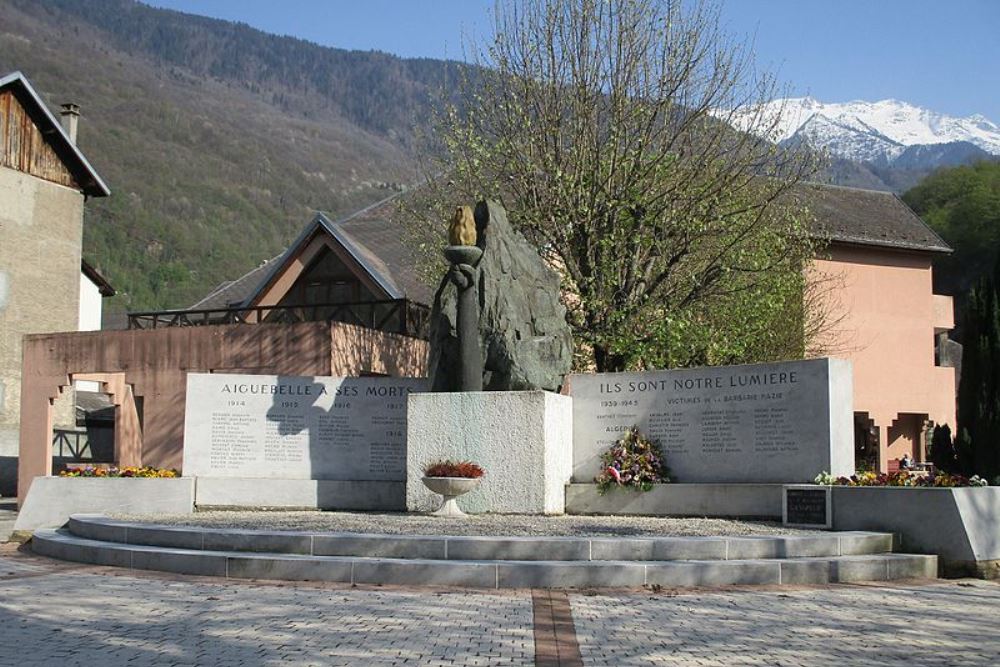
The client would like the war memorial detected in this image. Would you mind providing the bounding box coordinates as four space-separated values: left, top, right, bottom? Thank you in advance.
15 202 1000 586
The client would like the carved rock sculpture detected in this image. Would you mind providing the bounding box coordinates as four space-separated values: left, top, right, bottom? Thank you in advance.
429 200 573 392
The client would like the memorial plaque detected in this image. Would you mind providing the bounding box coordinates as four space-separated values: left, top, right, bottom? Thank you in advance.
571 358 853 484
783 485 832 528
183 373 427 480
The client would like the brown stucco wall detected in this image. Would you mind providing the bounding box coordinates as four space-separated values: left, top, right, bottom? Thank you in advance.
17 320 428 501
0 165 84 495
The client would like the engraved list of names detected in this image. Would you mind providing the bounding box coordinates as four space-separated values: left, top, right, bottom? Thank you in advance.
183 373 427 480
571 358 853 484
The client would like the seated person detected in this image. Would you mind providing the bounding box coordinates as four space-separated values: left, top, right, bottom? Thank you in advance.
899 453 913 470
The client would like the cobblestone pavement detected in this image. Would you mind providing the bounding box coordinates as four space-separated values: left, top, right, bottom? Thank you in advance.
572 581 1000 666
0 548 533 667
2 546 999 666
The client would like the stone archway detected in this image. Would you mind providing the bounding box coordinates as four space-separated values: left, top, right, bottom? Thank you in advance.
73 373 143 469
17 372 142 506
887 413 930 466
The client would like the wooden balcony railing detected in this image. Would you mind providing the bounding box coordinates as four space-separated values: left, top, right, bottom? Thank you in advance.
127 299 431 339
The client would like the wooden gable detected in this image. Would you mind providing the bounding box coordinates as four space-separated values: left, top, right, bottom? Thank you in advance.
0 89 79 190
250 231 390 311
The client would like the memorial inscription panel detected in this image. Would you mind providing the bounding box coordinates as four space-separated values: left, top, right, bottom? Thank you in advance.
571 358 853 484
183 373 427 480
783 486 832 528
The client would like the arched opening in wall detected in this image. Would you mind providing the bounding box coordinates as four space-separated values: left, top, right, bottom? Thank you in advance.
63 373 145 472
51 380 119 474
853 412 879 472
49 383 77 473
74 386 116 463
886 413 931 470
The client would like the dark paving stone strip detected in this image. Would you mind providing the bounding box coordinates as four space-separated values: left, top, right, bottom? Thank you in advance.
533 589 583 667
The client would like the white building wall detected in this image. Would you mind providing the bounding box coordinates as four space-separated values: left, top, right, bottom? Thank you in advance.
75 272 104 392
78 272 103 331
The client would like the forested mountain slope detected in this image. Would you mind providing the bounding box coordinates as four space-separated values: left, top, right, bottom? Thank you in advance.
0 0 463 310
903 161 1000 311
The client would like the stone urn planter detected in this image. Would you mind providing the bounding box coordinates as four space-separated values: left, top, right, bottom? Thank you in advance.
421 476 481 517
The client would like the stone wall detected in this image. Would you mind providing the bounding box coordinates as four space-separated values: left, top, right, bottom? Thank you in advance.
569 358 854 484
17 321 428 501
0 166 84 495
831 486 1000 578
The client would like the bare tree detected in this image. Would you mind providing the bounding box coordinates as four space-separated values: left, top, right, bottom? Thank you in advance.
418 0 820 371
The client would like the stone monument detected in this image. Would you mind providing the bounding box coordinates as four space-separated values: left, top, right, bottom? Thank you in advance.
408 201 574 514
428 200 572 392
182 373 427 510
570 358 854 484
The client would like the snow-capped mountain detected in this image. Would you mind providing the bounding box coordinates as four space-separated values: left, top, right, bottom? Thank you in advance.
739 97 1000 166
787 112 905 164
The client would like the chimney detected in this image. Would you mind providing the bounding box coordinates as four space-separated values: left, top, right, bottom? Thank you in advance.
59 102 80 144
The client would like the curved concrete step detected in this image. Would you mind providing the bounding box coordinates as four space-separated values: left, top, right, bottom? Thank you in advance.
32 528 937 589
66 515 895 562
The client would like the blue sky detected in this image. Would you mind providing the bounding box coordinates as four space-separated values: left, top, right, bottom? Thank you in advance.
144 0 1000 121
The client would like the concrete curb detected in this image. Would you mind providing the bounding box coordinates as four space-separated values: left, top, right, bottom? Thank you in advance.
32 528 938 589
29 516 938 589
65 515 895 562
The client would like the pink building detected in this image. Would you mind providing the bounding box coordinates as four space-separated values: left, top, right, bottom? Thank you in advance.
803 183 956 472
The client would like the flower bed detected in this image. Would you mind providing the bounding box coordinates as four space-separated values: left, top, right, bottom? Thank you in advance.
814 470 988 487
59 465 179 478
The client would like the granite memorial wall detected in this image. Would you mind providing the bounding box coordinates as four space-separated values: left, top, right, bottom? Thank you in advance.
571 358 854 484
183 373 427 480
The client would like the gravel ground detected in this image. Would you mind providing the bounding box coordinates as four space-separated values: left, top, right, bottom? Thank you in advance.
111 511 822 537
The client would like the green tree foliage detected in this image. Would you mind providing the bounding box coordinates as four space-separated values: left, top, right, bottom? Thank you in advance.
955 428 976 478
902 161 1000 306
420 0 818 371
956 256 1000 480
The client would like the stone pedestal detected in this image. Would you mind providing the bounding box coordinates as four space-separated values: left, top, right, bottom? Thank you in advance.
422 476 481 516
406 391 573 514
831 486 1000 578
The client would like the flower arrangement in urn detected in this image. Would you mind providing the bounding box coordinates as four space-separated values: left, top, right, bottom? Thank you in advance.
595 427 670 494
421 459 485 516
